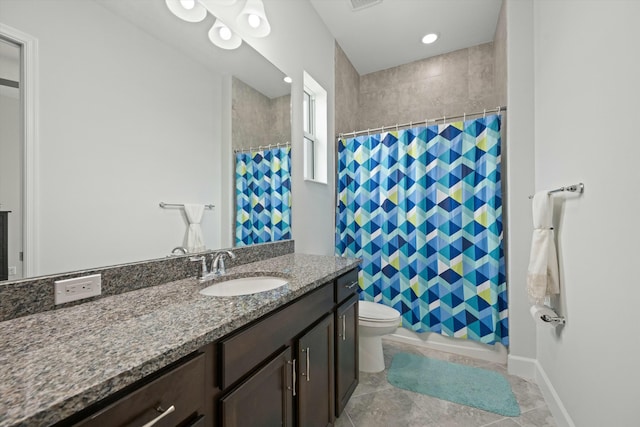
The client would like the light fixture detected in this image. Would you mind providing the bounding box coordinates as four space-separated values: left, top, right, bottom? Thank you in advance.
166 0 271 50
208 19 242 50
165 0 207 22
283 76 292 84
422 33 439 44
236 0 271 37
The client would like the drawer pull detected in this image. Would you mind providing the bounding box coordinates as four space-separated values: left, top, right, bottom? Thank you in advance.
305 347 310 382
345 280 358 290
288 359 297 397
342 314 347 341
141 405 175 427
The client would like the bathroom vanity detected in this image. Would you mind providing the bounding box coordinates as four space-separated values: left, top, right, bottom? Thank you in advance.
0 253 360 427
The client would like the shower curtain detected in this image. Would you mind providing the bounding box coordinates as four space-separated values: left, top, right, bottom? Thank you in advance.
236 146 291 246
335 115 508 345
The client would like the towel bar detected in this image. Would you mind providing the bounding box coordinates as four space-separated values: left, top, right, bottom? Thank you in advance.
159 202 215 209
528 182 584 199
540 314 566 325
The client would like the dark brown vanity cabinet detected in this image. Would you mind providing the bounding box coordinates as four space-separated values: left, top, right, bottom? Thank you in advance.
297 314 335 427
220 347 293 427
62 267 360 427
72 352 206 427
334 270 359 417
0 211 9 281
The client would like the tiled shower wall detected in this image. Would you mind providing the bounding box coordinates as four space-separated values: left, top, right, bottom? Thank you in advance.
335 41 501 135
232 77 291 151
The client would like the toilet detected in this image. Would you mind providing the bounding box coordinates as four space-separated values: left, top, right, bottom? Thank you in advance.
358 301 402 373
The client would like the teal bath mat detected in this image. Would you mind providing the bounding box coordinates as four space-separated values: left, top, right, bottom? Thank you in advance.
388 352 520 417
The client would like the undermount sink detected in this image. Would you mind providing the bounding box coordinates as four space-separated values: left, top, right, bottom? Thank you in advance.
199 276 289 297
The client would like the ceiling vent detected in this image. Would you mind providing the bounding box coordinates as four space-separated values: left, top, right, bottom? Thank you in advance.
348 0 383 12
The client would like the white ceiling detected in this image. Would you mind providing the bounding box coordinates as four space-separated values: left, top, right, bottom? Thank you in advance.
96 0 290 99
94 0 502 95
310 0 503 75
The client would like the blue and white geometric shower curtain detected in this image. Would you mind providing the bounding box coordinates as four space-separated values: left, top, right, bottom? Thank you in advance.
335 115 508 345
236 146 291 246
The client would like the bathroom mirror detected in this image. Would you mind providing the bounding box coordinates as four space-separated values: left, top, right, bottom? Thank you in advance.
0 0 291 281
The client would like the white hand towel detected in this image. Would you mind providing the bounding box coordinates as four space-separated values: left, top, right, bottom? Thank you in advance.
184 204 206 253
526 192 560 304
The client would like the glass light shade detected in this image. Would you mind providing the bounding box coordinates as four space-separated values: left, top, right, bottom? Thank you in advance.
218 26 232 41
179 0 195 10
209 19 242 50
247 14 261 29
165 0 207 22
236 0 270 37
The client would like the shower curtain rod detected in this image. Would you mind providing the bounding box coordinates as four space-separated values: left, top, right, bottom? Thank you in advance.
337 106 507 138
233 141 291 154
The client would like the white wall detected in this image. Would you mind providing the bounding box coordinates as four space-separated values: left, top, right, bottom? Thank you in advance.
1 0 223 275
209 0 337 256
505 0 538 374
532 1 640 425
253 0 336 256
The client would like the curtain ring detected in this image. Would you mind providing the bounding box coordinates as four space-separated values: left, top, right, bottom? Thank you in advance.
483 109 486 118
496 106 501 115
367 128 370 136
463 112 466 122
443 115 446 125
396 123 399 131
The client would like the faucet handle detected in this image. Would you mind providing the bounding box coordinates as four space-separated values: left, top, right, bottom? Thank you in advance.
189 256 208 279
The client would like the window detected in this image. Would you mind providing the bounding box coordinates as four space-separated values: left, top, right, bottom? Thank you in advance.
302 71 327 183
303 90 315 179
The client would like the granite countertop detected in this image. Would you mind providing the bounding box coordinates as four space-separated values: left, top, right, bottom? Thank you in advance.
0 253 360 427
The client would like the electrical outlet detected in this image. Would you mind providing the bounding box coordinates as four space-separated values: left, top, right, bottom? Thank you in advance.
8 266 16 276
54 274 102 305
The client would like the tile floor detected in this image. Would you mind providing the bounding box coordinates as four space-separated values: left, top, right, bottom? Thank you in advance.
335 339 556 427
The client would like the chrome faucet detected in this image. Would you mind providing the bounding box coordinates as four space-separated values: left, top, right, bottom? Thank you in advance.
171 246 188 255
190 255 210 282
211 250 237 276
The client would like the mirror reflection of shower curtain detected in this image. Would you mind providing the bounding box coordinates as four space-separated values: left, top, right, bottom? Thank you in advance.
336 115 508 346
235 146 292 246
0 37 23 280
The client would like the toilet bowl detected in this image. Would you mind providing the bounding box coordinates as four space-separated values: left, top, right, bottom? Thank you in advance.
358 301 401 373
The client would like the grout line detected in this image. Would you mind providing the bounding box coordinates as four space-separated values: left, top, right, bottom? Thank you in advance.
344 409 356 427
478 418 508 427
350 383 395 398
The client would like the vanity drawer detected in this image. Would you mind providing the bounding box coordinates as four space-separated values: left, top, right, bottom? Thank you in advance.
219 283 333 390
74 353 205 427
335 268 359 304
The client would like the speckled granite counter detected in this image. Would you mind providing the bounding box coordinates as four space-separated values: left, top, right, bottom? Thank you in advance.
0 253 360 427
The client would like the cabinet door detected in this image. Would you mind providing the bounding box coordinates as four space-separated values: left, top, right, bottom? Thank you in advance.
220 347 293 427
335 294 359 416
297 314 334 427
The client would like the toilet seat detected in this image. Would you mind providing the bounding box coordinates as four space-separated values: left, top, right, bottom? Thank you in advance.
359 301 401 322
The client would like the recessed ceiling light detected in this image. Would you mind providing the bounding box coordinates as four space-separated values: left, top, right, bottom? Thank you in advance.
284 76 292 84
422 33 439 44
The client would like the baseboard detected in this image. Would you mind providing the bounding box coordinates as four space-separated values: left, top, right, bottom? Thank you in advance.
534 361 575 427
507 354 536 379
386 328 507 364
